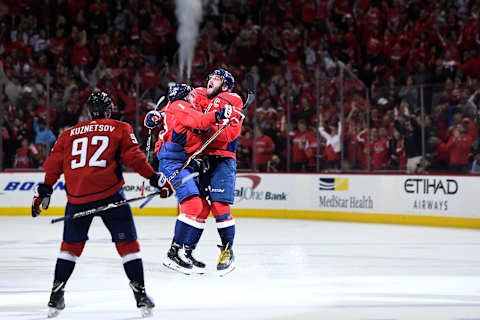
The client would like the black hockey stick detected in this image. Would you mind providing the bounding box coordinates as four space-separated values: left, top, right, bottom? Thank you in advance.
146 95 165 163
141 96 166 195
50 172 198 224
166 73 256 182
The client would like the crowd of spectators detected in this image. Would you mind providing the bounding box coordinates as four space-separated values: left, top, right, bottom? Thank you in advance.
1 0 479 173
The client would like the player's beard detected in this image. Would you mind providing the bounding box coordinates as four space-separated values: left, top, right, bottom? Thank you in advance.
206 85 222 99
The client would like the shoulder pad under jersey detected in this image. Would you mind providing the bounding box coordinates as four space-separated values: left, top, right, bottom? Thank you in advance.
218 91 243 107
171 100 194 110
192 87 207 96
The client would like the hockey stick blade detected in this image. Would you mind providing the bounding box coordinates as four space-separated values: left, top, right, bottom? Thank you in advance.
50 172 199 224
244 72 256 108
154 96 165 110
246 72 255 94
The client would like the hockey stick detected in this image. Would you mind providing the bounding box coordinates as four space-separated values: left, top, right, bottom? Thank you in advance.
146 95 165 163
141 96 166 195
166 73 256 182
50 172 198 224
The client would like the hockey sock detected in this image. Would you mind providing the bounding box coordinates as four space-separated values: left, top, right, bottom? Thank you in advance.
123 259 144 284
173 219 191 246
187 229 204 249
176 196 206 247
218 225 235 247
54 258 75 283
212 202 235 246
174 219 205 248
186 198 209 249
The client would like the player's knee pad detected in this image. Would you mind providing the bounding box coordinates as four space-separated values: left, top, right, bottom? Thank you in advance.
60 241 86 260
211 201 230 218
115 240 140 257
198 198 211 220
211 202 234 226
180 196 203 215
178 196 207 228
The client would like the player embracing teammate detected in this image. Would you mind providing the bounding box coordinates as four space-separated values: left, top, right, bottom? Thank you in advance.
144 83 232 275
147 68 243 276
193 69 244 276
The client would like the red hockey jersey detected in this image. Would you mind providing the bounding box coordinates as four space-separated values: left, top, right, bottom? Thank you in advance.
43 118 155 204
193 87 244 159
155 99 218 157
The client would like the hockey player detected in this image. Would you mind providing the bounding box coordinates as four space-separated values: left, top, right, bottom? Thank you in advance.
144 83 232 274
32 91 174 318
191 69 244 276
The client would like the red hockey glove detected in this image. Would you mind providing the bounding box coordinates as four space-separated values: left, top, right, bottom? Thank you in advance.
149 172 174 198
32 183 53 217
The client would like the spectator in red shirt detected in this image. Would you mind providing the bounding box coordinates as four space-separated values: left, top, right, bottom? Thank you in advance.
140 61 159 91
36 96 57 126
49 29 67 65
253 126 275 171
13 138 34 168
291 119 317 171
301 0 317 25
426 136 450 172
456 53 480 79
71 28 88 67
446 122 473 172
366 29 383 66
372 126 391 170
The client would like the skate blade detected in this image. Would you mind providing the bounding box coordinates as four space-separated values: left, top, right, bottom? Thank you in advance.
162 259 192 275
47 307 61 318
140 306 153 317
191 265 206 275
217 262 236 277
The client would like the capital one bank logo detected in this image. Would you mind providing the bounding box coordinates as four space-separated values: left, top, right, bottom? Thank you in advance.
235 174 288 201
235 174 262 201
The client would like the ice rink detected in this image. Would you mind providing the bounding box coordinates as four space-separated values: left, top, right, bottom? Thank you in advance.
1 215 480 320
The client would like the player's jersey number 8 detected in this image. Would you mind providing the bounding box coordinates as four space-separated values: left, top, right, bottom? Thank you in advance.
71 136 109 169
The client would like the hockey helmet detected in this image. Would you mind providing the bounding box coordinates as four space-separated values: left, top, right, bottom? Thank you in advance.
168 83 192 102
87 91 114 119
209 69 234 91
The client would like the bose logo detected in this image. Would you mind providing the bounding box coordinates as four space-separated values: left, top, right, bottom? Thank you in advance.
3 181 65 191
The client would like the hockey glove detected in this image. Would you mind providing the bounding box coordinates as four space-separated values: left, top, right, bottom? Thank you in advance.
149 172 174 198
215 104 232 123
32 183 53 217
144 110 163 129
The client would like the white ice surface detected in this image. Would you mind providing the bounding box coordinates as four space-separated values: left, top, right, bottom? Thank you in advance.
1 216 480 320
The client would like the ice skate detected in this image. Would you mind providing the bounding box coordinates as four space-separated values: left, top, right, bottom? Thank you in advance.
185 246 206 274
129 281 154 317
162 243 193 275
47 280 65 318
216 243 236 277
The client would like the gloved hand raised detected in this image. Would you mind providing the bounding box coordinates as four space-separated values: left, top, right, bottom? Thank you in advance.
215 104 232 123
144 110 163 129
32 183 53 217
149 172 174 198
